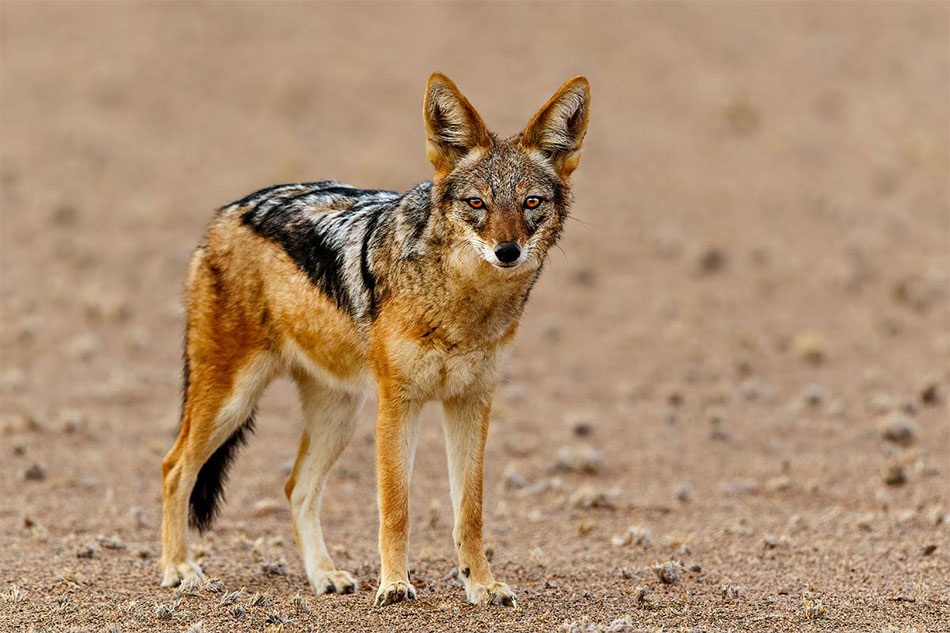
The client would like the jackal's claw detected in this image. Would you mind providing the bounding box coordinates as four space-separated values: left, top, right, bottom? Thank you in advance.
467 581 517 607
374 579 417 607
160 560 205 588
310 569 358 596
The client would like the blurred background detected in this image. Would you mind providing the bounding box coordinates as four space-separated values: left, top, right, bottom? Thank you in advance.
1 3 948 631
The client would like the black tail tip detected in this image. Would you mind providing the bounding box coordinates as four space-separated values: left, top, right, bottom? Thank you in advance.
188 415 255 532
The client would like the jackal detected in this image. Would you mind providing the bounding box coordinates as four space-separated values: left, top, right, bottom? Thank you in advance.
160 73 590 607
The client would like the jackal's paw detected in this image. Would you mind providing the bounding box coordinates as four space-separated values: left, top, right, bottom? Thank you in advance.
374 579 417 607
310 569 358 596
160 560 206 588
467 581 517 607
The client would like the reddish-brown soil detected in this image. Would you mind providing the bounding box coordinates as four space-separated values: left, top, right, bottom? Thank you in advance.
1 3 948 632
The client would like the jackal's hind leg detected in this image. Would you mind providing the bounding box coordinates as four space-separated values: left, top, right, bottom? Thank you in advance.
286 374 363 596
160 354 274 588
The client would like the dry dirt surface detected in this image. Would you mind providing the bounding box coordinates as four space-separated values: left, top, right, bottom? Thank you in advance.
1 3 949 632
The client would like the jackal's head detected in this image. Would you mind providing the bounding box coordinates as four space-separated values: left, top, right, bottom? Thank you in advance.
424 73 590 271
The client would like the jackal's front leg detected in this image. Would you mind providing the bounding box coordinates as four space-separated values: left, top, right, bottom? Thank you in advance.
442 392 516 606
373 382 421 607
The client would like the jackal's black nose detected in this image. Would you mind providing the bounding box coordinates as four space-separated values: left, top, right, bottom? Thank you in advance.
494 242 521 264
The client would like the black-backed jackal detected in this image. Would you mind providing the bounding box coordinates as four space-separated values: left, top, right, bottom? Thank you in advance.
160 73 590 607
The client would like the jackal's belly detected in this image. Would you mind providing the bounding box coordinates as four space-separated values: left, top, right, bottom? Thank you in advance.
281 336 373 393
264 261 374 393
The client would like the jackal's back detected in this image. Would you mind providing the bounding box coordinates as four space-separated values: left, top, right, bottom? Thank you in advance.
217 181 408 323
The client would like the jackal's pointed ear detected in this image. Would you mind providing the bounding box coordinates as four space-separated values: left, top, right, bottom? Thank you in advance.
424 73 492 177
521 76 591 179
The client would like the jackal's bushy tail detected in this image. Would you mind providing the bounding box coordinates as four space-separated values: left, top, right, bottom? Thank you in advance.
187 413 256 532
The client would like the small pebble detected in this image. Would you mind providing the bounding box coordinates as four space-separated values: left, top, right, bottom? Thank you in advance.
570 415 594 437
502 463 528 490
734 352 754 377
23 463 46 481
675 483 692 504
697 247 726 274
898 397 917 414
260 560 287 576
803 383 825 406
611 525 652 547
879 414 918 446
68 333 101 361
765 476 792 492
920 377 941 405
650 561 682 584
667 389 684 407
569 486 613 509
11 437 27 456
794 332 826 365
96 534 124 550
58 409 87 434
854 514 874 531
708 410 729 441
786 514 807 532
882 461 907 486
633 585 649 604
868 393 894 415
530 546 547 567
739 379 762 401
130 506 148 529
553 445 604 474
427 499 441 529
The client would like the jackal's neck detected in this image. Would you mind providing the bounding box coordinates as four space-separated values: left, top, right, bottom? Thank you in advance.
422 225 539 344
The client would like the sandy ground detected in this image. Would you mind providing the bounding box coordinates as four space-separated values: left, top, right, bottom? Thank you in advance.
1 2 949 632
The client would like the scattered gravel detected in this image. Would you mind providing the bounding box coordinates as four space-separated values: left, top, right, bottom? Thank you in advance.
259 560 287 576
611 525 652 547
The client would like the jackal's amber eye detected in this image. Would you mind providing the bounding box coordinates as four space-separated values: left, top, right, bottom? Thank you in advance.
524 196 542 209
466 198 485 210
